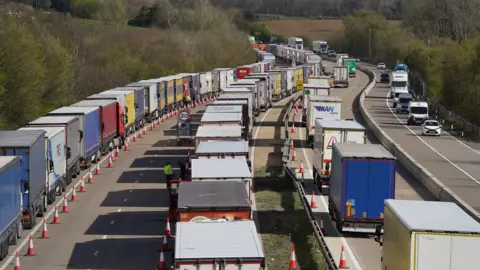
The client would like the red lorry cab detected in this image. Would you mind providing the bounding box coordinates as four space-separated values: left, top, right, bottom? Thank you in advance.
236 66 253 79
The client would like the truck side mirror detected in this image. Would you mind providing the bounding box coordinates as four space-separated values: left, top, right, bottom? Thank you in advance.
135 103 139 111
79 130 84 141
22 180 29 192
101 122 105 132
66 147 71 159
122 114 128 125
49 160 54 171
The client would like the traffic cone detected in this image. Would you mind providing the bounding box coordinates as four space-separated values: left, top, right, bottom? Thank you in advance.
115 146 120 157
288 245 296 269
156 249 166 270
79 176 86 192
150 123 154 131
124 140 129 151
13 252 20 270
41 218 48 238
291 149 297 161
299 160 305 174
95 163 101 175
26 235 35 256
310 192 317 208
320 216 325 234
88 168 94 183
290 121 296 133
71 186 77 201
143 126 147 135
338 246 348 268
164 218 171 237
107 156 113 168
110 150 115 162
133 132 137 142
290 139 294 150
162 235 168 249
62 195 69 213
138 129 143 138
52 206 60 224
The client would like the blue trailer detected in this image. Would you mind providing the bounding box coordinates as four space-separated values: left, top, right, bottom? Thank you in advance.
48 106 101 169
328 143 396 234
0 156 23 260
0 131 47 229
113 86 146 130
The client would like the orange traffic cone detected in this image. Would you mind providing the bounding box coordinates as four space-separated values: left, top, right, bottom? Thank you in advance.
52 205 60 224
320 216 325 234
26 235 35 256
70 187 77 201
62 195 69 213
162 235 168 250
88 168 94 183
124 140 129 151
95 163 101 175
110 150 115 162
79 176 86 192
310 192 317 208
291 149 297 161
150 123 154 131
156 249 166 270
133 133 137 142
338 246 348 269
41 218 48 238
107 156 113 168
14 252 21 270
299 160 305 174
290 139 295 150
290 121 296 133
115 146 120 157
164 218 171 237
288 245 296 269
143 126 147 135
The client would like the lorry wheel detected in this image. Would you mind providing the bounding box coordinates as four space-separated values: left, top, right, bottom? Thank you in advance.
38 196 47 217
10 222 22 245
15 221 23 241
0 240 6 260
76 162 81 176
25 212 36 230
96 151 101 162
47 190 55 204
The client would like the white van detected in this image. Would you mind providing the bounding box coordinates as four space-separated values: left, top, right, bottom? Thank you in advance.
407 101 429 125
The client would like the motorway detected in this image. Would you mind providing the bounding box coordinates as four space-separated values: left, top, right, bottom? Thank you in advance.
363 65 480 215
289 62 436 270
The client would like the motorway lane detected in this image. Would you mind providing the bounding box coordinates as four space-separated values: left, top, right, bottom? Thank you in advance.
0 104 208 270
289 63 435 270
363 66 480 214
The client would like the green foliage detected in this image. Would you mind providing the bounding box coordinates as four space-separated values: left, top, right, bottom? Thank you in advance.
70 0 101 19
298 35 312 49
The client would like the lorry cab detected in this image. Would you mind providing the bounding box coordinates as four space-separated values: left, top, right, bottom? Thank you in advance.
407 101 429 125
390 72 409 99
396 93 413 113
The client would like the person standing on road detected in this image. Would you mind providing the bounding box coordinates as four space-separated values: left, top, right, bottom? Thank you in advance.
178 161 187 180
164 162 174 190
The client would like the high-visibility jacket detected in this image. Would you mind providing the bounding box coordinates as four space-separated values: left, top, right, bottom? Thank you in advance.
164 164 173 175
185 96 192 102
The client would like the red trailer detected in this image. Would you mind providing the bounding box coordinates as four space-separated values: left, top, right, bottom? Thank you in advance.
262 62 270 72
236 66 254 79
71 99 119 154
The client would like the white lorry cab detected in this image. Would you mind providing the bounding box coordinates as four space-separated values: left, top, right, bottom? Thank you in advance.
396 93 413 113
390 71 409 99
288 37 304 50
407 101 429 125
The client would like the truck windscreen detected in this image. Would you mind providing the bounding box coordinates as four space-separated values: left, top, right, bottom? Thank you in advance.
391 81 407 87
296 41 303 45
320 44 328 49
410 107 428 114
399 98 412 103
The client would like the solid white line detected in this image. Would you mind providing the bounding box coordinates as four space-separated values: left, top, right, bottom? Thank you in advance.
102 235 107 240
110 220 115 225
384 88 480 185
117 209 122 212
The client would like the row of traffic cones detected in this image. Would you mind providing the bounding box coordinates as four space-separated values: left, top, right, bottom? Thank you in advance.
156 218 173 269
287 244 348 269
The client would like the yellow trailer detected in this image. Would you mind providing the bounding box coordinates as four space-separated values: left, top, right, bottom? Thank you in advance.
99 89 136 134
296 67 304 91
174 75 184 105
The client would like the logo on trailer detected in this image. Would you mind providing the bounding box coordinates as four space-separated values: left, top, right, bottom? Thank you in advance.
315 105 335 112
326 136 337 149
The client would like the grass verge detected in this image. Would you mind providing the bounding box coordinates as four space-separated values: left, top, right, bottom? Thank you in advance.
254 166 326 269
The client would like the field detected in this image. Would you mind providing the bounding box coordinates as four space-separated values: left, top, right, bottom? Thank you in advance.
264 19 401 41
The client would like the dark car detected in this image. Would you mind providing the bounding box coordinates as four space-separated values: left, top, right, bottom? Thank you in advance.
380 72 390 83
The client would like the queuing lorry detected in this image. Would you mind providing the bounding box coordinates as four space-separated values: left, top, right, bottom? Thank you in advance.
389 71 409 99
343 58 357 77
194 125 243 148
216 93 255 123
288 37 304 50
228 80 263 115
174 221 265 269
190 158 252 200
306 96 343 143
238 78 269 111
302 82 331 120
336 53 348 65
194 141 250 163
312 40 328 54
71 99 120 155
199 71 213 102
333 66 349 88
48 106 101 169
126 81 161 122
246 73 275 108
211 99 253 139
329 143 396 233
200 112 243 127
112 87 146 130
175 181 251 222
307 75 332 86
212 68 236 95
0 131 47 229
0 156 23 260
313 119 366 191
26 116 81 186
265 70 282 101
19 127 66 204
375 200 480 270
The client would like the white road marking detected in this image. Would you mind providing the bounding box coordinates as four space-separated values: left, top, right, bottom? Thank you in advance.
93 251 99 257
129 189 133 193
117 209 122 212
123 198 128 202
110 220 115 225
102 235 108 240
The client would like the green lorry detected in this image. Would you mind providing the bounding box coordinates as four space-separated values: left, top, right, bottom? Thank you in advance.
343 58 357 78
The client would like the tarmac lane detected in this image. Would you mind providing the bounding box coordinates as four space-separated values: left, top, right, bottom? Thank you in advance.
0 104 208 270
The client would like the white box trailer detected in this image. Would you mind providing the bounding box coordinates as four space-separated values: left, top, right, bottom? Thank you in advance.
194 140 251 168
195 125 243 148
306 95 342 142
308 75 332 86
190 158 253 198
212 68 235 95
174 220 265 269
213 98 254 141
246 73 274 108
377 199 480 270
199 71 213 100
239 78 268 111
230 80 264 114
302 83 331 117
333 66 349 88
200 112 243 127
336 53 348 66
313 119 366 188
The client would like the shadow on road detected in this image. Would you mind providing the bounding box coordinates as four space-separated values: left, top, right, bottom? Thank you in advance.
100 189 170 208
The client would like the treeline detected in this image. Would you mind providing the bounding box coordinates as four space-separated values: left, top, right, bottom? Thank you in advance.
330 9 480 124
210 0 405 20
0 1 255 129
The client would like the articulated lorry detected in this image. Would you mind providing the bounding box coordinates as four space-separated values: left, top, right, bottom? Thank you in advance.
329 143 396 233
343 58 357 77
375 199 480 270
302 81 331 122
305 96 343 143
333 66 349 88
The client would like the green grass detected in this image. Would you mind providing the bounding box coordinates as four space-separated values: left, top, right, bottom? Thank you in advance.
254 166 326 269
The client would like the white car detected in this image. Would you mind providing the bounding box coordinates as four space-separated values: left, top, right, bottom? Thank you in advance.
377 63 386 69
421 120 441 136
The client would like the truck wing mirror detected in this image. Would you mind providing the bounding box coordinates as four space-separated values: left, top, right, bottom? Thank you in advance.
22 180 29 192
79 130 84 141
122 114 128 125
49 160 54 171
66 146 71 159
135 103 139 111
